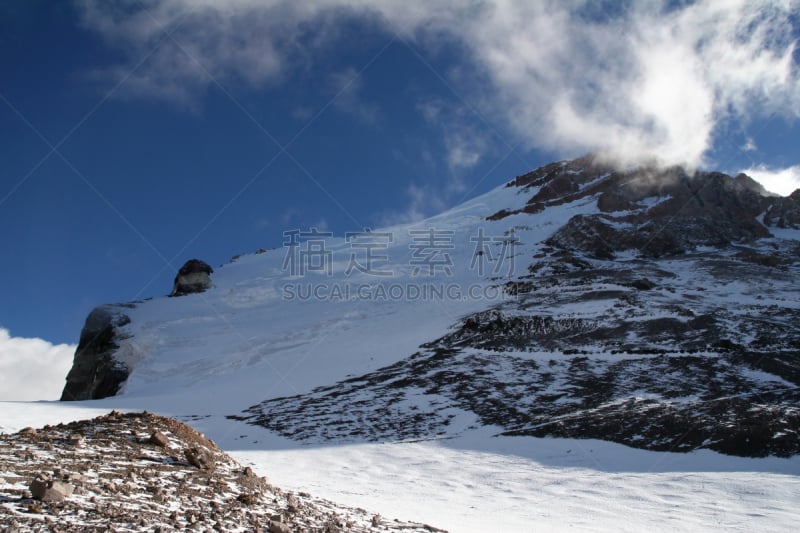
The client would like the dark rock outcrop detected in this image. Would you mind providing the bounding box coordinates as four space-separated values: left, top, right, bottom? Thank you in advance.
763 189 800 228
61 305 133 401
171 259 213 296
492 155 788 258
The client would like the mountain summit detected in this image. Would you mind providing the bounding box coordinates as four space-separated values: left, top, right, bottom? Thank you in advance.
62 155 800 458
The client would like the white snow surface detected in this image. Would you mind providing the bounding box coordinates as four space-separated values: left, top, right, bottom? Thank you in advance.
115 182 584 407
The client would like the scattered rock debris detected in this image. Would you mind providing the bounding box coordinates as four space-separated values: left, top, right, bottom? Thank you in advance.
0 411 446 532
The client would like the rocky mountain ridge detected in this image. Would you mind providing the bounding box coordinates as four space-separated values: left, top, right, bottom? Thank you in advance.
492 155 798 257
60 155 800 459
237 157 800 457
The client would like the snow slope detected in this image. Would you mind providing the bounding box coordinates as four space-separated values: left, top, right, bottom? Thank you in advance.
113 179 594 407
1 401 798 532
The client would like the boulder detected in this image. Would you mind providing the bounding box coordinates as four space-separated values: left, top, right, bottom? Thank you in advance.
29 476 74 502
149 431 169 448
184 447 215 470
171 259 213 296
61 305 132 401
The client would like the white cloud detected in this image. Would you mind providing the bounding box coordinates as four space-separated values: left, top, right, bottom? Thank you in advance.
76 0 800 167
460 0 799 168
445 139 481 172
0 328 75 401
740 164 800 196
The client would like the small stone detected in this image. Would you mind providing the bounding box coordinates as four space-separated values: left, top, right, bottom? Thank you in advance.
630 278 656 290
286 495 300 513
67 473 86 483
149 431 169 447
269 521 292 533
69 434 85 447
20 427 36 436
243 466 255 477
237 493 258 505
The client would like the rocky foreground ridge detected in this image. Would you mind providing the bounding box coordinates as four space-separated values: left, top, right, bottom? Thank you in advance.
0 411 444 532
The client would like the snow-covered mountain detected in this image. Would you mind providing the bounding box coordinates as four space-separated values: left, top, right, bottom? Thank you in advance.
62 155 800 460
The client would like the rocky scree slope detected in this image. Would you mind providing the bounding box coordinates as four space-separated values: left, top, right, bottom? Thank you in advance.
0 411 444 532
238 156 800 457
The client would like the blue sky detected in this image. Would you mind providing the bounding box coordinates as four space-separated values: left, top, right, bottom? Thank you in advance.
1 0 799 345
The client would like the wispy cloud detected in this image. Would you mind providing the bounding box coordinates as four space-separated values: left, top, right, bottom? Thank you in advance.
375 183 447 226
416 99 488 184
76 0 800 167
0 328 75 401
740 164 800 196
742 137 758 153
328 67 379 124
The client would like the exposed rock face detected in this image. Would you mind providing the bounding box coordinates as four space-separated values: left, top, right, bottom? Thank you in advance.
61 258 214 402
61 305 133 401
763 189 800 228
171 259 213 296
490 155 782 258
241 246 800 457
